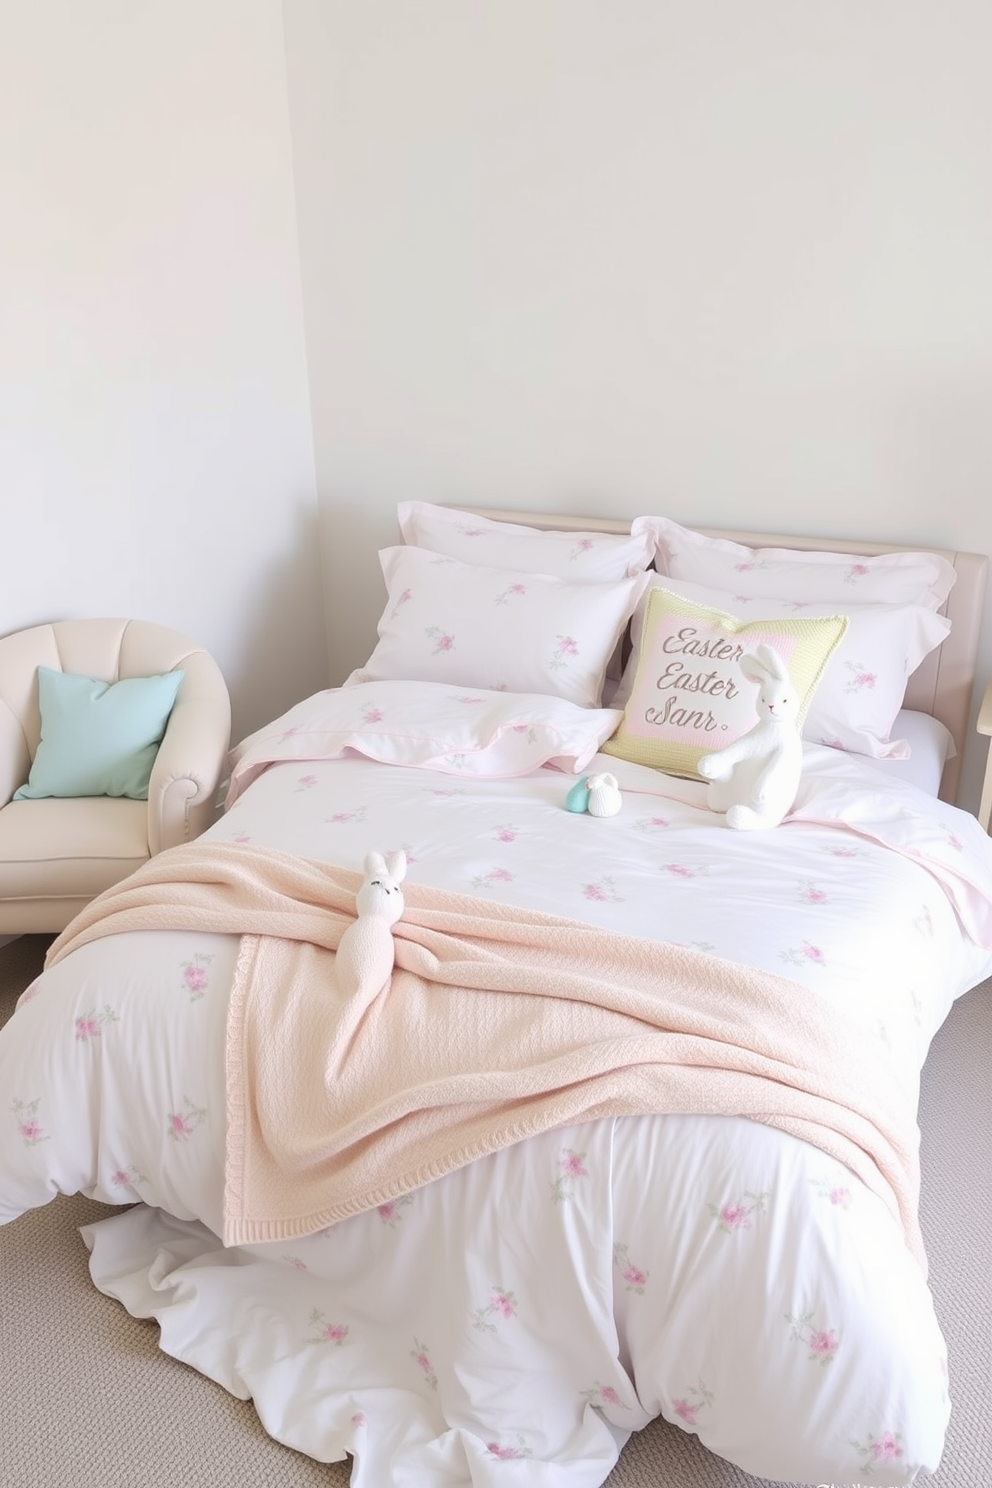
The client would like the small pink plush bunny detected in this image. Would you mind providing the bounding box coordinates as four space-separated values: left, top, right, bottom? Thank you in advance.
334 849 406 998
697 645 803 830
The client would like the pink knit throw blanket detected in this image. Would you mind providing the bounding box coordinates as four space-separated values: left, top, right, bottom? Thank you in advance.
47 841 925 1267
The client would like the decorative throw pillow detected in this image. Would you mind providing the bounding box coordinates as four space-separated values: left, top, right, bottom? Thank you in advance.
345 546 648 708
14 666 184 800
225 681 623 807
397 502 655 582
632 515 956 611
611 575 951 760
602 587 847 779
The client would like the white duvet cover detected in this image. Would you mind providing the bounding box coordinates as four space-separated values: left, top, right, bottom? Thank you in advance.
4 740 992 1487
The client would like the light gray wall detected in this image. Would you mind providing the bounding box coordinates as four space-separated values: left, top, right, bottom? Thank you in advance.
0 1 327 743
283 0 992 811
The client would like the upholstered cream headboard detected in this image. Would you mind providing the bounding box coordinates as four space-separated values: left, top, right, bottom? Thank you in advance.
463 509 988 806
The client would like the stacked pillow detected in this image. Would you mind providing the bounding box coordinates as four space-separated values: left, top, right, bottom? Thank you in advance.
638 515 955 609
226 680 625 801
348 501 956 782
605 516 955 775
346 503 654 710
396 500 654 582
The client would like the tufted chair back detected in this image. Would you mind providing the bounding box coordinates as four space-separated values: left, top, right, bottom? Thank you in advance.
0 619 231 934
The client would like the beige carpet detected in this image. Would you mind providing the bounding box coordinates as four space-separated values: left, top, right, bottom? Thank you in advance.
1 933 989 1488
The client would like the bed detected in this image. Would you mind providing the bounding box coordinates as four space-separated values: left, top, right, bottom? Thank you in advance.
2 503 991 1488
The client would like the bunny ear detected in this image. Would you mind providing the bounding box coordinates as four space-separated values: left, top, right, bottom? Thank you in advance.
757 644 790 680
739 651 769 684
740 644 788 684
365 851 387 877
384 849 407 883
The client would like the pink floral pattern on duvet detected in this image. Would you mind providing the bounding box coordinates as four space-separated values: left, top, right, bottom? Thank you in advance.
376 1195 413 1227
494 582 527 605
854 1429 905 1470
470 867 514 890
11 1097 48 1145
672 1380 715 1428
797 879 829 904
180 953 213 1000
16 979 42 1008
580 1381 630 1411
709 1190 768 1233
780 941 827 968
550 1147 588 1203
74 1006 118 1040
470 1286 518 1334
411 1338 438 1391
307 1309 349 1346
111 1164 147 1191
167 1097 207 1141
810 1175 853 1209
613 1242 649 1294
486 1438 532 1461
787 1309 840 1365
582 876 623 903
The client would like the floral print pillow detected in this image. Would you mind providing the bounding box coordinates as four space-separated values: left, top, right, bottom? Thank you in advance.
397 501 655 581
634 515 956 610
224 680 624 806
345 545 648 708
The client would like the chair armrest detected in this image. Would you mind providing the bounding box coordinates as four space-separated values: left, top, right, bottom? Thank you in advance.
147 650 231 854
976 681 992 833
0 703 30 809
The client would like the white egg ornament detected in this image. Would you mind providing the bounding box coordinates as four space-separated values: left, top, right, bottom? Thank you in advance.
585 772 622 818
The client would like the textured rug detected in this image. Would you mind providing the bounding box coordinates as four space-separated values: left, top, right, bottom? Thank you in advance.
1 933 989 1488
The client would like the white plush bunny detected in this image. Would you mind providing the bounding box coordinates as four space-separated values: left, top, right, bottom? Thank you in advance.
586 772 622 818
697 645 803 830
334 849 407 998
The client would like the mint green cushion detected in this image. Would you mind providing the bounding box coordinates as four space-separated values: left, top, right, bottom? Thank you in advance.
14 666 184 801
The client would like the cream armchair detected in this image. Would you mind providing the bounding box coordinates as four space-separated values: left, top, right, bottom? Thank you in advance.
0 618 231 934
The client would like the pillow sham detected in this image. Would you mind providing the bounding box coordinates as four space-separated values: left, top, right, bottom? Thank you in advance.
225 681 624 807
601 586 847 779
860 709 955 797
14 665 184 800
345 545 648 708
611 576 951 760
398 502 655 581
633 515 956 611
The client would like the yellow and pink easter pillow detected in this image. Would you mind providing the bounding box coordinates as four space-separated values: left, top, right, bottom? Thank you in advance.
603 586 847 780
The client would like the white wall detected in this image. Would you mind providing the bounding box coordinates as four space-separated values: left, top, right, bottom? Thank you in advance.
0 0 327 743
3 4 990 810
283 0 992 811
